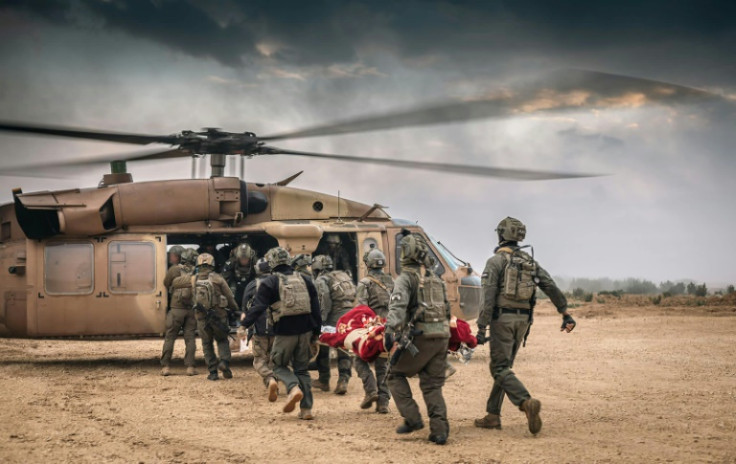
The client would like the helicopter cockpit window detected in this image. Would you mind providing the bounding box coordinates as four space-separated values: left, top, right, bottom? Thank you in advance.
394 233 445 277
109 241 156 293
44 242 94 295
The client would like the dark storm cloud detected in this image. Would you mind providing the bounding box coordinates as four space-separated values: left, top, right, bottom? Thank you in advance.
5 0 735 71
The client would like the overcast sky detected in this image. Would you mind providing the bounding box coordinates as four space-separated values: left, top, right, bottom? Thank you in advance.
0 1 734 285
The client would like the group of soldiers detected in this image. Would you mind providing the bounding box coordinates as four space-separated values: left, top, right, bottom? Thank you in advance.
160 221 576 445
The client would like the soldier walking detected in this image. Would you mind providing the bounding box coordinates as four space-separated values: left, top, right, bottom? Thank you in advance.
384 232 451 445
312 254 356 394
161 248 198 376
243 247 322 420
475 217 576 435
354 248 394 413
241 258 277 394
192 253 239 381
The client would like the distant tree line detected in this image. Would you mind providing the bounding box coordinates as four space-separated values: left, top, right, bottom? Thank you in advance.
555 277 736 298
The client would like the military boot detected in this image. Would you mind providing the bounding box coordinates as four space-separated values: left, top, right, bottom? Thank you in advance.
161 366 171 377
186 367 197 376
360 392 379 410
218 361 233 379
283 387 304 413
474 413 502 429
207 371 219 381
334 379 348 395
298 409 314 420
396 421 424 434
429 433 448 445
267 377 279 403
521 398 542 435
376 400 390 414
312 378 330 392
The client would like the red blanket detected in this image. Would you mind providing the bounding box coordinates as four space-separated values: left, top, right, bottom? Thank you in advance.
319 306 477 362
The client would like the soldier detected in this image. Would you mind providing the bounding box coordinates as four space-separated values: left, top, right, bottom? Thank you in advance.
354 248 394 413
474 217 576 435
317 234 352 273
240 258 276 393
291 253 312 279
161 248 198 376
384 232 451 445
312 254 356 395
242 247 322 420
222 242 256 309
192 253 239 381
168 245 185 268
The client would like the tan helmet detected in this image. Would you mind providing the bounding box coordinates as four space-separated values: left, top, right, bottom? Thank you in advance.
168 245 185 258
234 242 255 260
399 232 429 265
197 252 215 267
324 234 341 245
265 247 291 269
496 217 526 242
254 257 271 276
363 248 386 269
311 255 334 274
181 248 199 265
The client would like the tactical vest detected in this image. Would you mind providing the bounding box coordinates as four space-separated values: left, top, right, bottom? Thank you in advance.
327 270 356 309
192 274 217 310
496 246 537 309
269 272 311 324
170 266 194 309
360 274 393 317
413 271 450 338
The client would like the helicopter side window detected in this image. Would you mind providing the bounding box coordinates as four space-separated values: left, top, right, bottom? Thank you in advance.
109 241 156 293
394 232 445 277
44 242 94 295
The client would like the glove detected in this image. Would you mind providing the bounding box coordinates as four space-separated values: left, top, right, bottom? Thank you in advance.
312 329 321 340
475 326 487 345
383 331 395 352
561 314 576 333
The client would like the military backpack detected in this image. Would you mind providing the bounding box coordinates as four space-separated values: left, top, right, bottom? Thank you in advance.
328 270 356 306
498 246 538 304
269 272 311 324
170 266 194 308
192 274 217 310
414 271 450 338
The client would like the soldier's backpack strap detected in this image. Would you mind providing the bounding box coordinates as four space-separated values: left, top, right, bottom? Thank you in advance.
365 275 389 292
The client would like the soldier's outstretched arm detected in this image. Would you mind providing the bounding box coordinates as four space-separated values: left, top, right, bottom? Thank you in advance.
163 265 180 290
243 277 276 328
386 274 412 333
536 265 576 332
478 256 503 328
305 278 323 333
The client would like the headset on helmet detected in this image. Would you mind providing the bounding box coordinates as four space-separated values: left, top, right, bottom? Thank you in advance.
197 252 215 267
399 231 430 264
363 248 387 269
181 248 199 265
265 247 291 269
311 255 334 273
255 257 271 276
291 253 311 270
496 217 526 243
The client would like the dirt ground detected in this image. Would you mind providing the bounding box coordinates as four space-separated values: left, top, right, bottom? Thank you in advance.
1 302 735 464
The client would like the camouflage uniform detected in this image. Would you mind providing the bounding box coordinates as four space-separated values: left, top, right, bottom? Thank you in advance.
242 277 275 386
314 258 356 392
193 262 239 379
160 261 197 369
386 261 451 443
354 267 394 411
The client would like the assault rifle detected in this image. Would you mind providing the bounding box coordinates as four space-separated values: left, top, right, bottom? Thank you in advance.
194 303 236 341
384 306 426 382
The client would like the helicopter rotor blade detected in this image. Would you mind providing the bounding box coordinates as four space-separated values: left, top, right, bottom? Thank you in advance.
0 121 182 145
260 70 724 141
260 146 603 181
0 146 190 177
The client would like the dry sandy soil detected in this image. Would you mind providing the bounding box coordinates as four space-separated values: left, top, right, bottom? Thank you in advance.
1 301 735 464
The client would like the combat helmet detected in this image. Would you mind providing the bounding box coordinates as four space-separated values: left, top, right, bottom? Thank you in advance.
324 234 341 245
234 242 255 261
254 257 271 276
181 248 199 265
169 245 185 258
399 232 429 266
291 253 311 270
197 253 215 267
311 255 334 274
496 217 526 243
265 247 291 269
363 248 387 269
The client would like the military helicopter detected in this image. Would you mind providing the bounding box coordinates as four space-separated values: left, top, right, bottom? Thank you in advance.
0 70 721 338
